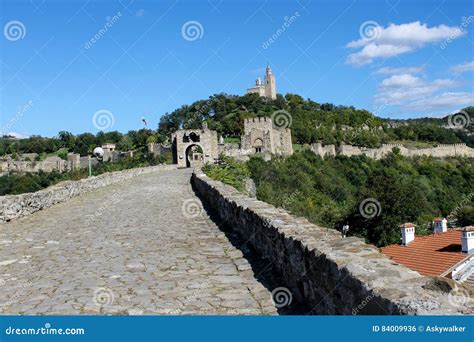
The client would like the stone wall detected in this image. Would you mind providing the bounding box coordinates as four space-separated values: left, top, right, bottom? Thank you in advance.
311 143 474 159
0 165 177 222
172 128 219 167
241 117 293 156
192 171 469 315
0 156 69 173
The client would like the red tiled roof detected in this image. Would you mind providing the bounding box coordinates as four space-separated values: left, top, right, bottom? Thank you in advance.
381 229 471 277
433 217 445 222
399 222 416 228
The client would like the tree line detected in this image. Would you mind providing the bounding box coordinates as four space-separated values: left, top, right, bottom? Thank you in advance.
205 151 473 247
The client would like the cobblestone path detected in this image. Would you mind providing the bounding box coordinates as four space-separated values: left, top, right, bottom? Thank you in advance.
0 169 277 315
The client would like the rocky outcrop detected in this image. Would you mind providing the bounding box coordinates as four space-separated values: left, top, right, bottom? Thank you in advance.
192 171 471 315
0 165 176 222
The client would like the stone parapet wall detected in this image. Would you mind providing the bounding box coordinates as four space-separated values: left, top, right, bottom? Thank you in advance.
0 165 177 223
192 171 469 315
311 143 474 159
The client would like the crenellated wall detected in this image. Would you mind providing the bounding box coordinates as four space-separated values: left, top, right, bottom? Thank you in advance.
192 171 470 315
0 165 177 222
311 143 474 159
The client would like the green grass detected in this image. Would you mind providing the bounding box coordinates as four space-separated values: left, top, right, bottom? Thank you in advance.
223 137 240 144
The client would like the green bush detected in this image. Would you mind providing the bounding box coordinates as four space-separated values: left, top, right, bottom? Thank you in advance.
203 156 250 192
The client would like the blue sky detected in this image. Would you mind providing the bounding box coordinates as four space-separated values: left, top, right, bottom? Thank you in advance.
0 0 473 137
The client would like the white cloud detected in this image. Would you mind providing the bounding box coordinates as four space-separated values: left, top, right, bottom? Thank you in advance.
374 72 471 112
380 74 423 88
450 61 474 74
3 132 30 139
347 21 465 65
375 66 424 75
407 92 474 111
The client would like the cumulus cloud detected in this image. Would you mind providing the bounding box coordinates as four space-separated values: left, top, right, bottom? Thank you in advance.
375 66 424 75
374 72 472 112
408 92 474 111
347 21 465 65
450 61 474 74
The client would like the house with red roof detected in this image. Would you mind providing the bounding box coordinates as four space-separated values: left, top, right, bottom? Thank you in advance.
381 220 473 287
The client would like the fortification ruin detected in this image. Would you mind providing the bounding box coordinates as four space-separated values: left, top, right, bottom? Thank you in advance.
311 143 474 159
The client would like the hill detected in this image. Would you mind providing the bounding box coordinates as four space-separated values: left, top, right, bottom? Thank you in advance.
158 94 473 148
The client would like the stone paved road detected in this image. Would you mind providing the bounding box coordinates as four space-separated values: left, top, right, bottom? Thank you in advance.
0 169 277 315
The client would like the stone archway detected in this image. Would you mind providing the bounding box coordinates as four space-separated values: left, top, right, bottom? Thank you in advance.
185 144 204 168
171 128 218 167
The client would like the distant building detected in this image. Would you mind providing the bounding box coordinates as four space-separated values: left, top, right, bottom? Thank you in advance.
246 64 277 100
241 117 293 156
171 124 219 168
381 223 473 286
101 143 116 162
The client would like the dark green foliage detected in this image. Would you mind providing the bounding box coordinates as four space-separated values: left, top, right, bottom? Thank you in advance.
203 155 250 192
1 129 159 157
245 151 473 247
157 94 472 147
457 205 474 227
0 152 164 196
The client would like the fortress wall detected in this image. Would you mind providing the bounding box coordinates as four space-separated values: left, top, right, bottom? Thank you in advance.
3 159 68 173
243 117 273 134
192 171 467 315
311 143 474 159
310 143 336 157
0 164 177 223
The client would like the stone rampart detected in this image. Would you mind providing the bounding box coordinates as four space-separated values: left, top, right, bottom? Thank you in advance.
311 143 474 159
0 165 176 222
192 171 469 315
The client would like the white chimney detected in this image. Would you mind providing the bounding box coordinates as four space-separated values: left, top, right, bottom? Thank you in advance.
400 223 416 245
433 217 447 234
461 227 474 254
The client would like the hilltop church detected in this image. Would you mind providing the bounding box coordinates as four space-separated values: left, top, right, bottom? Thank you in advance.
246 64 277 100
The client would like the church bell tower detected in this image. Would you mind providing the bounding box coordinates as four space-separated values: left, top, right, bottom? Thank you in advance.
264 64 277 100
